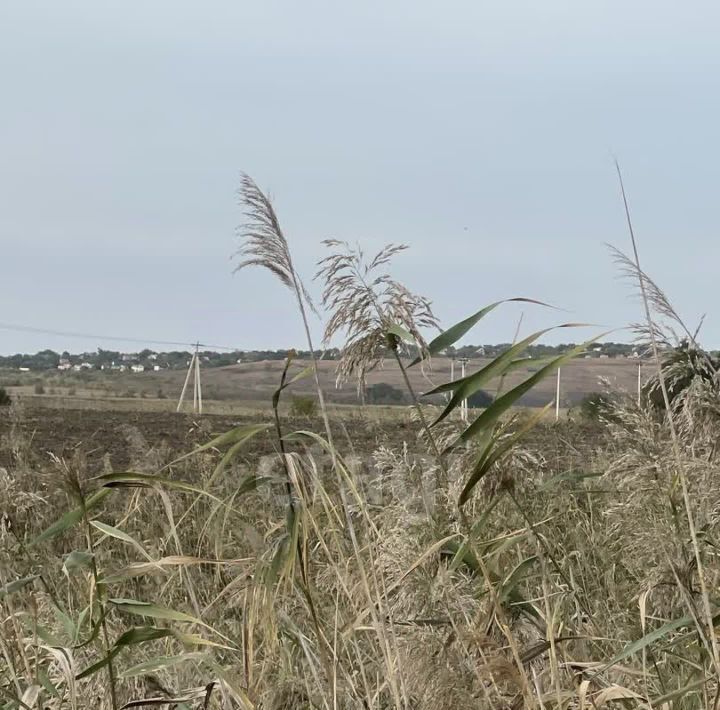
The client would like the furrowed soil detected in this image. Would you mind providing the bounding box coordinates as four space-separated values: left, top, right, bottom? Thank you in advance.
0 400 606 477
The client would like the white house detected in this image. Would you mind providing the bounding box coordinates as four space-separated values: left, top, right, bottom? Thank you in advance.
131 364 145 373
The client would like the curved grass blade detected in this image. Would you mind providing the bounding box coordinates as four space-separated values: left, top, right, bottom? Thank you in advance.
91 520 153 561
0 575 38 600
109 599 237 647
598 613 708 674
31 488 112 546
458 403 552 506
387 323 416 344
167 423 271 466
446 337 604 452
409 298 553 367
94 472 223 504
427 325 582 425
119 652 206 679
498 556 538 604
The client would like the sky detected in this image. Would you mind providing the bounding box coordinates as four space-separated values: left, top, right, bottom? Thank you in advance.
2 1 720 355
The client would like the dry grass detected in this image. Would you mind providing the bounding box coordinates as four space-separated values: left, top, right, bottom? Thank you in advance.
2 175 719 708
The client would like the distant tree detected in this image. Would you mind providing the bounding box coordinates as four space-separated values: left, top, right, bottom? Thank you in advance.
34 383 45 395
0 387 10 406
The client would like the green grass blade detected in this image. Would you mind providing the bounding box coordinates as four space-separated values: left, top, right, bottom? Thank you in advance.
600 614 697 672
0 575 38 600
119 652 206 679
498 556 538 604
428 325 580 425
447 338 603 451
91 520 153 561
409 298 552 367
168 423 271 465
31 488 112 546
458 404 552 506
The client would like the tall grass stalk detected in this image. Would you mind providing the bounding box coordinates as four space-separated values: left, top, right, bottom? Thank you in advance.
235 175 408 706
615 160 720 676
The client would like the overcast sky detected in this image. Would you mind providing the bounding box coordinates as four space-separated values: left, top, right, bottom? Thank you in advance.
2 1 720 355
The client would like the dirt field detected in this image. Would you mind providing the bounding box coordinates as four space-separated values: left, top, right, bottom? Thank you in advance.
0 396 604 481
0 400 423 475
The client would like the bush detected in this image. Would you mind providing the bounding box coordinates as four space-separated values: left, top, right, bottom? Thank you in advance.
466 389 493 408
34 383 45 395
0 387 10 406
579 391 615 422
365 382 405 405
290 395 317 417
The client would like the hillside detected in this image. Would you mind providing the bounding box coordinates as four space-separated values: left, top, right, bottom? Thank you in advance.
2 355 644 409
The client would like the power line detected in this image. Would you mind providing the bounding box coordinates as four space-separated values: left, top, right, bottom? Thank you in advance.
0 322 242 352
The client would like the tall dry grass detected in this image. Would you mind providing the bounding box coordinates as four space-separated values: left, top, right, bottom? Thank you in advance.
1 175 719 708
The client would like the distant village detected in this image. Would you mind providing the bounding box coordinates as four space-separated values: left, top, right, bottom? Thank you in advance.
0 342 647 373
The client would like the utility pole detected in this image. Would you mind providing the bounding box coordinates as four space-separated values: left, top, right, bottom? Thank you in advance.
555 368 561 422
637 360 642 407
177 342 203 414
459 357 469 422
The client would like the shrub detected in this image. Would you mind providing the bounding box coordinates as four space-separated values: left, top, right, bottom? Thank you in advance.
0 387 10 406
290 395 317 417
579 391 615 422
365 382 405 404
466 388 493 408
34 383 45 395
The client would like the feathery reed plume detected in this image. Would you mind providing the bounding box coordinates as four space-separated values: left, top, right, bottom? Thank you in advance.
316 240 438 392
610 245 716 372
235 174 315 309
234 176 409 701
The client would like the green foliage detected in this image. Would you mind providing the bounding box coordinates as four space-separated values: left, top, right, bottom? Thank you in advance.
579 391 616 422
290 394 318 417
643 341 720 411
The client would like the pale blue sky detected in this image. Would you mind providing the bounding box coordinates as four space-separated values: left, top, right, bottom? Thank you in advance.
2 1 719 354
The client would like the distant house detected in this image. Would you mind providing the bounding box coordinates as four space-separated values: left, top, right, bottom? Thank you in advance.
131 364 145 373
153 365 162 371
57 359 72 371
18 367 30 372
